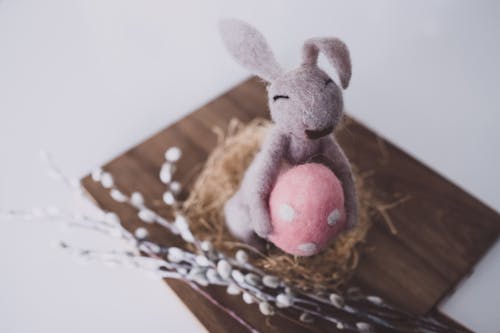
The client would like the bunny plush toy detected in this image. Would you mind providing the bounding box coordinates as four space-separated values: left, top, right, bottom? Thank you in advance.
220 19 358 256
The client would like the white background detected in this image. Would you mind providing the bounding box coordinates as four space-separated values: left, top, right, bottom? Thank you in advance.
1 1 499 332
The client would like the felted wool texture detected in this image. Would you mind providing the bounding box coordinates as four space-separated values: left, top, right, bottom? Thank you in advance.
182 119 374 291
219 19 358 242
268 163 346 256
302 38 352 89
225 128 289 240
218 19 283 82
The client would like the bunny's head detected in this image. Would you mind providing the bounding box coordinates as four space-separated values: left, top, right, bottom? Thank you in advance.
219 19 351 140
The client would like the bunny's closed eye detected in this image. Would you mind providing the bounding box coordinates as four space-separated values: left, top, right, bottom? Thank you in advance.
325 79 333 86
273 95 290 102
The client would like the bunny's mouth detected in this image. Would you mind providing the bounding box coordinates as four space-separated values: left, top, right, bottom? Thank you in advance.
305 126 334 140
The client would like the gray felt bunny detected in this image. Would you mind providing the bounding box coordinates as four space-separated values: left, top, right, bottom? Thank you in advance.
220 19 358 244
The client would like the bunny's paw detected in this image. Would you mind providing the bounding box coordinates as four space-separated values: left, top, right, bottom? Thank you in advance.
251 208 273 238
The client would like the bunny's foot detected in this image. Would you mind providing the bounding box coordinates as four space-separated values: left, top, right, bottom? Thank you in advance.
224 193 254 241
224 192 265 249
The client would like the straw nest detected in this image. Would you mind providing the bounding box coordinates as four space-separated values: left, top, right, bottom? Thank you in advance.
182 118 379 292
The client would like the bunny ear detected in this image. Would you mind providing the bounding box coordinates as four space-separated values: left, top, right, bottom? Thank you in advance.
302 38 352 89
219 19 283 82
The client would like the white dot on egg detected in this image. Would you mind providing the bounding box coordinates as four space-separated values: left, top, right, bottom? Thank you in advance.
297 243 317 255
279 204 296 222
327 209 341 226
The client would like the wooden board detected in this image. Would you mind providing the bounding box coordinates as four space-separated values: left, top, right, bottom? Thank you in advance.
81 77 499 332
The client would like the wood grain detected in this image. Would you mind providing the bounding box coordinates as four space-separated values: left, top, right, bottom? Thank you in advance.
81 77 499 332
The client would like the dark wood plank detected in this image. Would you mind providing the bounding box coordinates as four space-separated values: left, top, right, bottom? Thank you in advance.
81 77 499 332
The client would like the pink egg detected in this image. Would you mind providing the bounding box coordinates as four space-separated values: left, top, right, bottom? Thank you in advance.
268 163 346 256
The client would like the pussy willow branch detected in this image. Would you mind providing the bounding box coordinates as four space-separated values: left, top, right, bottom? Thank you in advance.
188 282 260 333
1 149 465 333
87 152 469 332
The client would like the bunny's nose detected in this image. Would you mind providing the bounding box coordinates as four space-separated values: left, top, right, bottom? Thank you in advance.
305 126 334 140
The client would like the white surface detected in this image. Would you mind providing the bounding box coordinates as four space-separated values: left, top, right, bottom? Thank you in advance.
0 1 499 332
440 241 500 333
